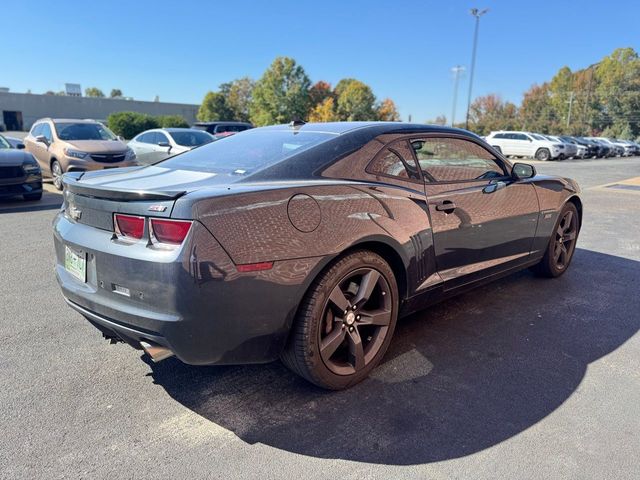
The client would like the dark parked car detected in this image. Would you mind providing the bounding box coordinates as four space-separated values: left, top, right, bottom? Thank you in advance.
5 136 26 149
53 122 582 389
560 136 598 158
192 121 253 140
0 133 43 201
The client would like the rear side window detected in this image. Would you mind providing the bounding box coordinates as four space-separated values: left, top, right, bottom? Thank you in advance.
136 132 153 143
492 133 506 139
411 137 506 182
368 143 420 181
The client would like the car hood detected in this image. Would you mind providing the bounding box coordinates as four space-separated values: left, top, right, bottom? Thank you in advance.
64 140 128 154
0 149 35 166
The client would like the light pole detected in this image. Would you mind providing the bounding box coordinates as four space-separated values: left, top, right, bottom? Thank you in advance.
451 65 465 127
465 8 489 130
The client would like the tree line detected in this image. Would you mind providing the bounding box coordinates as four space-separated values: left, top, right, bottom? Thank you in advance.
197 57 401 125
460 48 640 139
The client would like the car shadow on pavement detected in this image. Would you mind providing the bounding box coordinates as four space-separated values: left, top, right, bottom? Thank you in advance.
146 248 640 465
0 191 62 214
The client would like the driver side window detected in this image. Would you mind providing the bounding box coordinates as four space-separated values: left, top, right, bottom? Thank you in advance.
411 137 506 182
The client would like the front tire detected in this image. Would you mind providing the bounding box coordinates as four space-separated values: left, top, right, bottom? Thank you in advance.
281 250 399 390
51 160 63 190
535 148 551 161
530 202 579 278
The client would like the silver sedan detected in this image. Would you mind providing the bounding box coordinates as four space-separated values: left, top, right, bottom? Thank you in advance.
128 128 215 164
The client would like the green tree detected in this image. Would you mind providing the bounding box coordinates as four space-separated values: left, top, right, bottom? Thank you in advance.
156 115 189 128
519 83 558 133
110 88 123 98
225 77 255 122
335 79 377 121
198 91 234 121
250 57 311 125
595 47 640 138
107 112 159 139
376 98 400 121
85 87 105 98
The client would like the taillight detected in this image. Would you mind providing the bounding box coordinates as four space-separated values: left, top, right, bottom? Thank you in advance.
150 218 192 245
114 214 145 240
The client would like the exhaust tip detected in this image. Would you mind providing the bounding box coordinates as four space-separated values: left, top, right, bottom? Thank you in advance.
140 340 174 363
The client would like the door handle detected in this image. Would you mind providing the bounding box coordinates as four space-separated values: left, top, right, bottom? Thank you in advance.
435 200 456 213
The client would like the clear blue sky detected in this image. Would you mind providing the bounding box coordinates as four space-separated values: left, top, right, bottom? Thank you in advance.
3 0 639 122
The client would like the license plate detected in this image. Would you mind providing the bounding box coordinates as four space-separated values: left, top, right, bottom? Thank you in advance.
65 246 86 282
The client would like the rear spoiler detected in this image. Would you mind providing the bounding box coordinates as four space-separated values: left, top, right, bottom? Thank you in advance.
64 176 186 201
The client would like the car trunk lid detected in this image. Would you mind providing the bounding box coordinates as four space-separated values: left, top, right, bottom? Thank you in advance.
62 165 221 231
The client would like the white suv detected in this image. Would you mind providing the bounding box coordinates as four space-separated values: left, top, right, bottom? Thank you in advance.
486 131 565 161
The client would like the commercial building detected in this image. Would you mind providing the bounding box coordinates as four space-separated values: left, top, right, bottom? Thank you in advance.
0 91 199 131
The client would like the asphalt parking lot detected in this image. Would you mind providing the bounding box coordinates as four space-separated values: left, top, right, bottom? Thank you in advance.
1 157 639 479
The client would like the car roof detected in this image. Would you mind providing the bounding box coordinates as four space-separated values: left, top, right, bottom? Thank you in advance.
193 121 253 126
259 121 476 137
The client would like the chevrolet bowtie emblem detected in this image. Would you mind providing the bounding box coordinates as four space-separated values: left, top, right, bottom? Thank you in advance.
69 205 82 221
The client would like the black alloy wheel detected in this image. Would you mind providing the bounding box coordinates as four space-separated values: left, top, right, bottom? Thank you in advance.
281 250 398 390
531 202 579 278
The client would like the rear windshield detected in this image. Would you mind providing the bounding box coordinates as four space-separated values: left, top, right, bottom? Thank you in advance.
55 122 117 141
168 130 214 147
159 129 335 174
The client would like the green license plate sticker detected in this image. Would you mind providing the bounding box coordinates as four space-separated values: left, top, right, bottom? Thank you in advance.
65 246 86 282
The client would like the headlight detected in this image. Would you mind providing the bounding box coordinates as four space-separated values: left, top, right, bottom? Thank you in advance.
64 148 88 159
23 163 40 174
125 148 136 161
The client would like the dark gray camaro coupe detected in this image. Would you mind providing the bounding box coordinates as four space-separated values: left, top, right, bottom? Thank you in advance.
54 122 582 389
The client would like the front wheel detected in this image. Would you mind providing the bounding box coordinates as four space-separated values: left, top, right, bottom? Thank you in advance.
535 148 551 161
281 250 398 390
530 202 579 278
51 160 63 190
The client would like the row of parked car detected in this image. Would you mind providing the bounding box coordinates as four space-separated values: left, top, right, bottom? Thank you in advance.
485 131 640 161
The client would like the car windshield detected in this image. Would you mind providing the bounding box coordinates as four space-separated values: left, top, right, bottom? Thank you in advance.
55 122 117 141
531 134 546 141
168 130 214 147
0 135 10 149
159 129 335 174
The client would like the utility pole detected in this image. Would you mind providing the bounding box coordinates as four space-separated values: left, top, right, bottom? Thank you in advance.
566 91 575 130
465 8 489 130
451 65 465 127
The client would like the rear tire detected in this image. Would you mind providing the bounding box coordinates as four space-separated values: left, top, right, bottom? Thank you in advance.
535 148 551 161
281 250 399 390
530 202 579 278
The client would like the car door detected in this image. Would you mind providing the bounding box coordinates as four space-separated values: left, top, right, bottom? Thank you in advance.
30 123 54 174
412 135 539 289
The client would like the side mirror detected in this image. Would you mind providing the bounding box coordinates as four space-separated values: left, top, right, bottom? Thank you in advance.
157 141 171 149
512 162 536 180
35 135 48 145
16 143 25 150
117 136 125 142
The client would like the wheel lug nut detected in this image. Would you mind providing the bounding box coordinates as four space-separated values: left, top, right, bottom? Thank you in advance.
356 315 360 320
349 326 354 332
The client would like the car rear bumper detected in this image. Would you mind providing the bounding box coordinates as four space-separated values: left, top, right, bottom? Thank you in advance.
53 212 322 365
